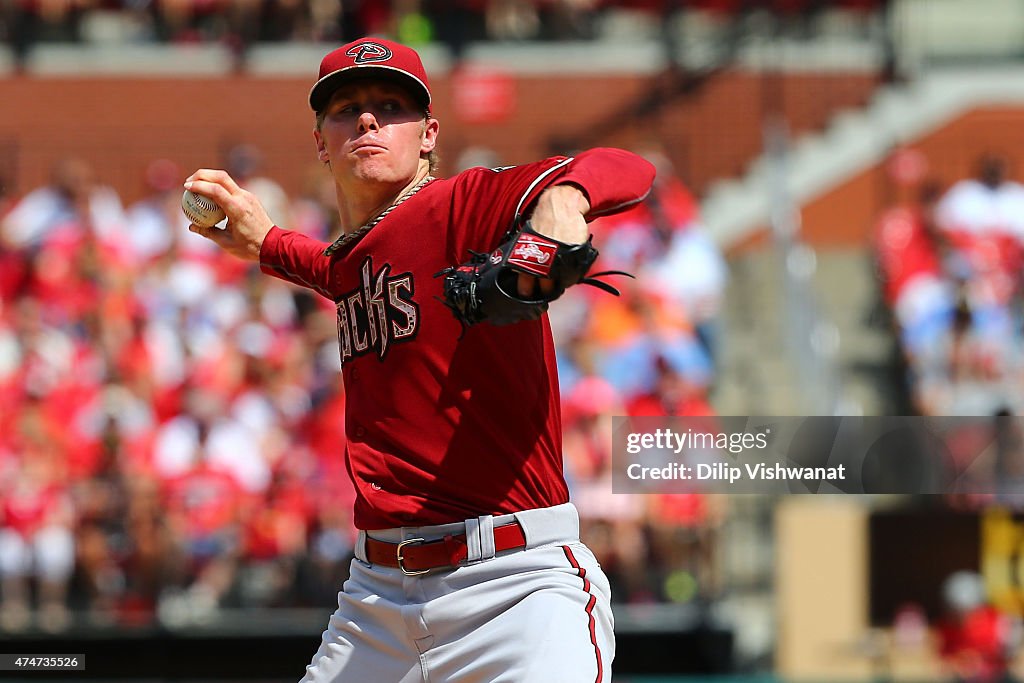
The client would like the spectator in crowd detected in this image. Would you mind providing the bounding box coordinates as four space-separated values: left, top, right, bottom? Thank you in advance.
0 450 74 632
647 491 724 604
159 410 249 617
0 158 127 252
119 476 176 623
0 0 889 63
936 154 1024 383
484 0 540 41
873 147 956 414
588 149 726 381
626 354 715 417
639 172 728 370
937 570 1020 683
536 0 600 40
876 148 1024 415
4 0 85 69
428 0 486 60
294 505 353 607
125 159 188 263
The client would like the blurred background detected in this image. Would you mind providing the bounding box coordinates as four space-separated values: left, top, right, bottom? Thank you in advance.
5 0 1024 681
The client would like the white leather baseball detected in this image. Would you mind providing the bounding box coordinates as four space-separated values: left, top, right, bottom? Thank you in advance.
182 189 226 228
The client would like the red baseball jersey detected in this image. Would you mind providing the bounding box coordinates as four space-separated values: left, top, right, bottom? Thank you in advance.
260 148 655 529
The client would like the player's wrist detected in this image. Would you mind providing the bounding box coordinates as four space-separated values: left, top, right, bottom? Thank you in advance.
532 186 590 245
543 183 591 215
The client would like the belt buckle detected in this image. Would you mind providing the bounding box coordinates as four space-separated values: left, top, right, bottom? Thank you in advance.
396 538 429 576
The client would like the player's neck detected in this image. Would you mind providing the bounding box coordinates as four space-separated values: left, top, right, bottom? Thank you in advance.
338 161 431 234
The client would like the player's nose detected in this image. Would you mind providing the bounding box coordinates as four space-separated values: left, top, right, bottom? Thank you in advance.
357 112 380 133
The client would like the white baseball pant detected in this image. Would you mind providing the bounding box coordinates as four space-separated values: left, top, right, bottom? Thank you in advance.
300 502 613 683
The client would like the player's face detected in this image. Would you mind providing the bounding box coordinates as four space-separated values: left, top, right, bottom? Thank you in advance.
314 81 438 186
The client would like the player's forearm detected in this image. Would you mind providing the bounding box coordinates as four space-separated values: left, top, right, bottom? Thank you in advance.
558 148 656 218
259 226 335 299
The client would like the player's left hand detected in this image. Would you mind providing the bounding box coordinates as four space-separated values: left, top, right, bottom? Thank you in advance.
521 184 591 297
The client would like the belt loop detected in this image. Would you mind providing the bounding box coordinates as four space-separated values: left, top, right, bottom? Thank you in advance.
478 515 496 560
355 531 369 563
464 517 483 563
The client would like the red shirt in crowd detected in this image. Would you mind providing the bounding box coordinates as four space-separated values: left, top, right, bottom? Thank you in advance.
938 605 1011 683
163 463 246 540
875 206 945 306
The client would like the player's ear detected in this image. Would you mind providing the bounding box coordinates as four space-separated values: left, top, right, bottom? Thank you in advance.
313 128 329 163
421 118 439 155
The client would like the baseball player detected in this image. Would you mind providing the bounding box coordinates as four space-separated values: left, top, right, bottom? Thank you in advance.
184 37 655 683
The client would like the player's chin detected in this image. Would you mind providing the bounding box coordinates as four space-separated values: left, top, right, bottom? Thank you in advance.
351 162 403 184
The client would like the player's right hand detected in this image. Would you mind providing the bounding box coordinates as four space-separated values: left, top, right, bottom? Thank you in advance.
184 169 274 262
521 184 591 296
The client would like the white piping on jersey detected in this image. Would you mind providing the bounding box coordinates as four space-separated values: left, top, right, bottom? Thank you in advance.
585 187 653 218
512 156 574 226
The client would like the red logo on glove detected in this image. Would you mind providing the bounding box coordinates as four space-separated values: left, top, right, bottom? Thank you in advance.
508 234 557 277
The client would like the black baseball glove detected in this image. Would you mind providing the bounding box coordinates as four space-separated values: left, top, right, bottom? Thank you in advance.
434 221 632 327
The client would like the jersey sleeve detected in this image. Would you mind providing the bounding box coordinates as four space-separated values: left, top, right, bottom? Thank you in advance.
258 225 335 299
557 148 656 218
447 148 656 259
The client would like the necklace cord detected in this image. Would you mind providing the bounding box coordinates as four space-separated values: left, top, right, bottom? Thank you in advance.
323 176 435 257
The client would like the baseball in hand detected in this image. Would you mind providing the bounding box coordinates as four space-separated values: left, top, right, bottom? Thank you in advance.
182 189 226 228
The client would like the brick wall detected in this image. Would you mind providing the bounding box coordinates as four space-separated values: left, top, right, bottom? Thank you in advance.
0 70 880 206
801 107 1024 247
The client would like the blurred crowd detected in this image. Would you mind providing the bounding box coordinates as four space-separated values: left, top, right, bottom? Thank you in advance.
936 570 1021 683
874 149 1024 416
0 145 728 631
0 0 886 69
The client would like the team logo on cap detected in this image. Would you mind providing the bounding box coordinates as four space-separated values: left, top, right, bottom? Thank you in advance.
347 42 393 64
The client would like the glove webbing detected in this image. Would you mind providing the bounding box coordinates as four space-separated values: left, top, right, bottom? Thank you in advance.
434 249 633 330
